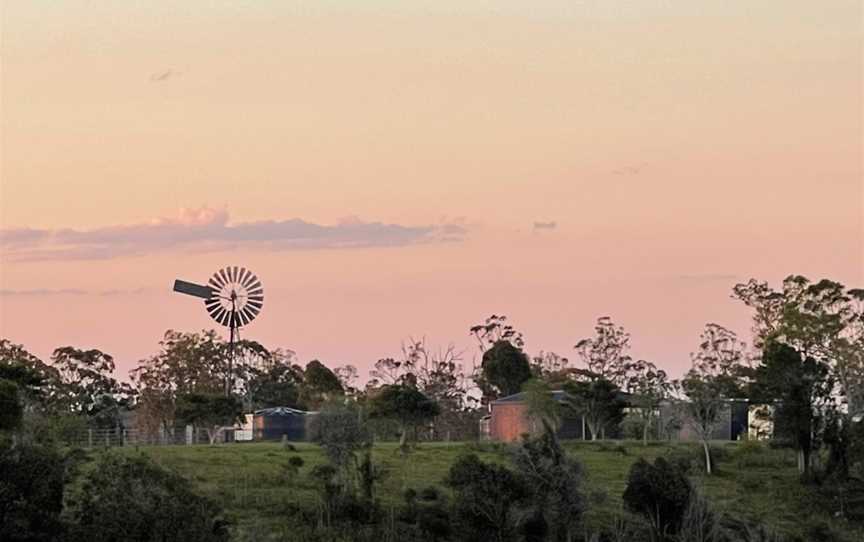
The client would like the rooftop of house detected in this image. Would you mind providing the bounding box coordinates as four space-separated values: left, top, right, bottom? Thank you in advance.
491 390 573 405
491 388 635 406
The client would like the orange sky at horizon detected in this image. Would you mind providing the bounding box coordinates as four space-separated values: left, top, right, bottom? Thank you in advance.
1 1 861 379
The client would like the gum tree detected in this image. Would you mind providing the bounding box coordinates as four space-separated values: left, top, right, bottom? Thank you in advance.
627 359 672 446
680 323 747 474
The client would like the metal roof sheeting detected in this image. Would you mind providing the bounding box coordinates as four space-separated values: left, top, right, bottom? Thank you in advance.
491 390 572 405
253 407 317 417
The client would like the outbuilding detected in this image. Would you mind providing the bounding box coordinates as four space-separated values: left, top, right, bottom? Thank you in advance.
252 407 318 441
487 391 585 442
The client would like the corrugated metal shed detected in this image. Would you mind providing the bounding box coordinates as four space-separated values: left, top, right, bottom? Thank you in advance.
253 407 318 441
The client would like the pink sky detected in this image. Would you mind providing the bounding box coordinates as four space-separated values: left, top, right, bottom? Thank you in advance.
1 1 861 379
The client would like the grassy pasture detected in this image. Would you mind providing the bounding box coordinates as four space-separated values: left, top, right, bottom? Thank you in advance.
120 440 860 540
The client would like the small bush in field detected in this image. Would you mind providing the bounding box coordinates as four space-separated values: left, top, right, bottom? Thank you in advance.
622 457 691 542
0 441 68 542
513 425 585 541
663 446 699 474
66 452 230 542
419 486 440 501
802 520 844 542
446 453 529 542
282 455 305 482
723 518 786 542
664 444 729 475
621 414 646 440
678 490 724 542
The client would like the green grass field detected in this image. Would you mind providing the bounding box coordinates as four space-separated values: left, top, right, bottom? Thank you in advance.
124 440 861 540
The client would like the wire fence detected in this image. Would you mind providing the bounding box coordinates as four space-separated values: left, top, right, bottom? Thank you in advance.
60 426 228 448
57 426 480 449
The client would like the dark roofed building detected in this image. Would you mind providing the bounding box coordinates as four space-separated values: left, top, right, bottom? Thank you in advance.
253 407 318 441
486 390 757 443
663 399 751 442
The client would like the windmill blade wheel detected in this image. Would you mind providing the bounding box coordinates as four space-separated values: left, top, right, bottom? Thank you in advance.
204 266 264 330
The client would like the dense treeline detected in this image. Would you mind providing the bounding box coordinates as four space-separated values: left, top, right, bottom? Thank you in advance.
2 274 864 541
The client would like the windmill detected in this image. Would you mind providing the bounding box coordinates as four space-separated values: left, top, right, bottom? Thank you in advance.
173 266 264 395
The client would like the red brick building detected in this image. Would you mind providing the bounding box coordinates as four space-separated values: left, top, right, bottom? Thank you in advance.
483 391 755 443
485 390 585 442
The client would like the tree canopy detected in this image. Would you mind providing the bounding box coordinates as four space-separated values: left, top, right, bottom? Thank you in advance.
478 340 532 400
66 453 229 542
175 393 243 444
626 359 672 445
368 383 440 448
679 323 748 474
563 372 626 441
302 360 344 409
0 380 23 432
752 340 834 476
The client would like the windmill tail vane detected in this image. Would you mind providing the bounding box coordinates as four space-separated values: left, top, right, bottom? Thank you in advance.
173 266 264 395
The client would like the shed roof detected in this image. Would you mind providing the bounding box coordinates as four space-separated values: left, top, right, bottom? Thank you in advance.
254 407 316 417
492 389 635 406
491 390 572 405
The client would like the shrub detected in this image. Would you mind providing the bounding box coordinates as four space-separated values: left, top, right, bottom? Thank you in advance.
814 478 864 523
589 488 609 507
0 380 23 431
802 520 844 542
23 412 89 446
282 455 305 482
398 485 451 541
587 511 650 542
0 441 68 542
722 518 787 542
66 452 230 542
310 402 372 483
513 424 585 541
664 444 728 475
419 486 440 501
415 502 451 542
446 453 529 542
731 440 788 470
621 413 646 441
622 457 691 542
357 449 386 502
848 419 864 480
678 490 724 542
663 446 699 474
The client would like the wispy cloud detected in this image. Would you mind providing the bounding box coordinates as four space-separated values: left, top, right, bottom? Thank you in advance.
674 273 740 282
149 69 181 82
0 287 150 297
612 163 646 176
533 221 557 231
0 288 88 296
0 207 468 262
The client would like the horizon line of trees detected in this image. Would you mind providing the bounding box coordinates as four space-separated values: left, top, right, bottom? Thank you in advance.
2 274 863 474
